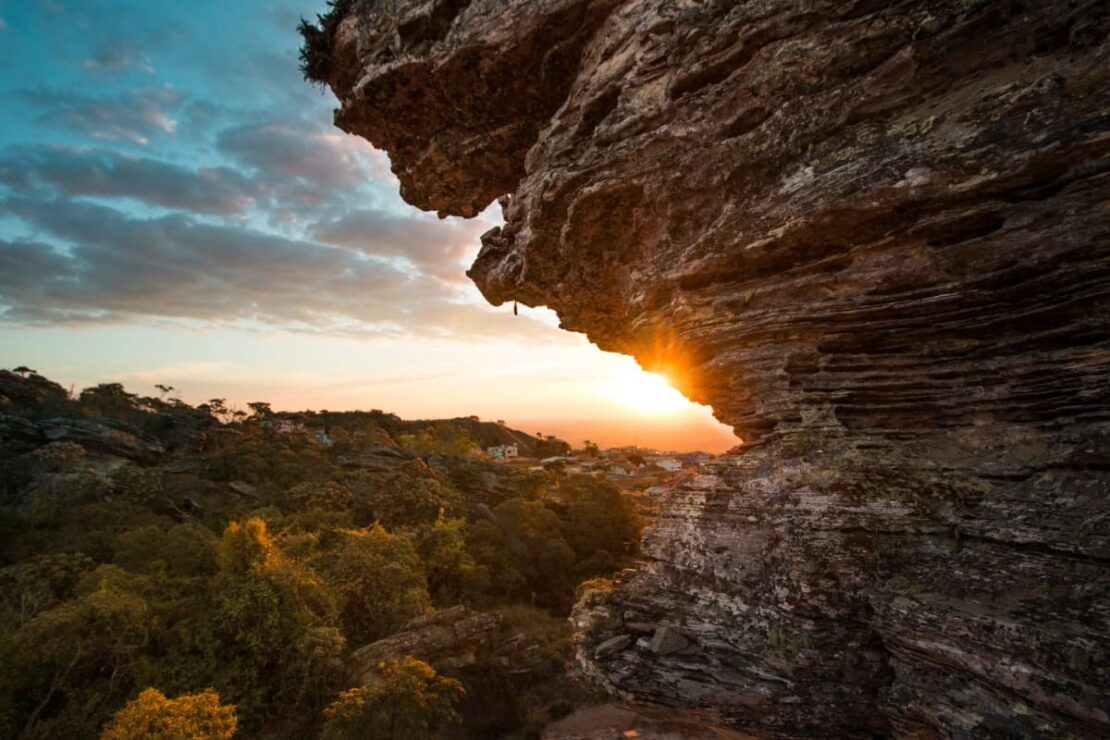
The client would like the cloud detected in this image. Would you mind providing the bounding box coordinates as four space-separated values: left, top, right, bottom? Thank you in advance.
20 84 182 146
82 42 155 75
0 197 561 342
0 145 261 214
217 121 368 191
313 209 490 282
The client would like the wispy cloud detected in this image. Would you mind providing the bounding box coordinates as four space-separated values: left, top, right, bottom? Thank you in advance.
0 145 261 214
19 84 181 146
82 41 155 75
0 196 557 342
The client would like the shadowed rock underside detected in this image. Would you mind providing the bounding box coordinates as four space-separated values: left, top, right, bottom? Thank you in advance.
320 0 1110 736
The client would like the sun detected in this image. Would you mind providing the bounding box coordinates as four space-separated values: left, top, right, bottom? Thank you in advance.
604 366 690 415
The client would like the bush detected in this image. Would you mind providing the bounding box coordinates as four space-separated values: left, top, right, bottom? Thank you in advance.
298 0 359 86
101 687 236 740
322 657 462 740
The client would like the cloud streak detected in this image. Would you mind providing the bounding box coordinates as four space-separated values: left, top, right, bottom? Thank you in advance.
0 145 261 214
0 197 552 341
19 84 182 146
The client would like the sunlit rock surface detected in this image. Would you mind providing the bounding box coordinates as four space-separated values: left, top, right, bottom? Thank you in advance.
321 0 1110 735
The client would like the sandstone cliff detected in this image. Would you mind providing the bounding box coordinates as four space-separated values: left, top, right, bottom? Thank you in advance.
314 0 1110 735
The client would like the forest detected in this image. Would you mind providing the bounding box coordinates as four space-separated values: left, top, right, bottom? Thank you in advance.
0 368 643 738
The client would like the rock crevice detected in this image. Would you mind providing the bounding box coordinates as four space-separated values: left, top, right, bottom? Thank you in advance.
320 0 1110 735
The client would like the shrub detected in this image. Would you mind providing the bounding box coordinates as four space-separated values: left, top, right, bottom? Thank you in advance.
322 657 462 740
298 0 359 86
101 688 236 740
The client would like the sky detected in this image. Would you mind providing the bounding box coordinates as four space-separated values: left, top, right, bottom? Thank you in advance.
0 0 739 452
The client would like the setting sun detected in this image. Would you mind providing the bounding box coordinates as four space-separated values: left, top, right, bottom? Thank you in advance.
603 366 691 415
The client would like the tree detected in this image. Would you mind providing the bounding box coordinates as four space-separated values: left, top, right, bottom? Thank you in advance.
415 511 488 605
211 519 346 724
79 383 139 420
0 566 152 738
247 402 272 419
399 424 480 458
215 518 275 575
308 525 429 645
467 499 576 608
560 476 643 572
12 366 35 377
154 385 175 400
321 657 463 740
101 688 236 740
347 468 462 528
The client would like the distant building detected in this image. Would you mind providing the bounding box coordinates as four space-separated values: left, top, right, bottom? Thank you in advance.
273 419 306 434
487 443 519 460
652 457 683 472
312 428 332 446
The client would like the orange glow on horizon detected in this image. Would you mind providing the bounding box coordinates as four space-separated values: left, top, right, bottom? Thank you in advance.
603 367 691 415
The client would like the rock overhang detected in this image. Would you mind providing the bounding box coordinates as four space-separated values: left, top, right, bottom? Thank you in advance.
312 0 1110 735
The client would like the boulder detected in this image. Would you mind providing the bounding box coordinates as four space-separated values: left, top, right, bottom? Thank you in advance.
351 607 503 680
593 634 632 659
336 443 413 471
648 626 689 656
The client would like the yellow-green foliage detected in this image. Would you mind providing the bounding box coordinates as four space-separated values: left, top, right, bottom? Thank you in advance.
321 657 463 740
101 688 236 740
0 373 643 738
307 524 430 644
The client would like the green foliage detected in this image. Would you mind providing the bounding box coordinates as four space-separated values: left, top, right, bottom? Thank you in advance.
414 511 488 605
0 371 643 738
206 425 335 489
467 499 577 609
0 565 152 738
307 524 429 645
112 524 217 578
286 480 353 512
559 476 643 573
78 383 139 421
347 466 463 528
399 423 481 458
321 657 463 740
110 465 167 507
298 0 359 86
101 688 236 740
0 552 95 629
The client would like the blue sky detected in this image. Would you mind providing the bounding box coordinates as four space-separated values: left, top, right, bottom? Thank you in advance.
0 0 737 451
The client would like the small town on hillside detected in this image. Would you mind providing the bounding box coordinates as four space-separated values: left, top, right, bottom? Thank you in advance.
484 441 713 496
255 413 714 498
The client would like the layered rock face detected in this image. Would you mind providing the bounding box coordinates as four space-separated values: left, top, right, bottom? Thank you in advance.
321 0 1110 736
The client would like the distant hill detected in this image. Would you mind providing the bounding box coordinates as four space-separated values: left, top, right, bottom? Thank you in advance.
293 410 570 458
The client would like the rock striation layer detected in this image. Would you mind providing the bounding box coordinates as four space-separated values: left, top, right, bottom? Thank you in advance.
320 0 1110 736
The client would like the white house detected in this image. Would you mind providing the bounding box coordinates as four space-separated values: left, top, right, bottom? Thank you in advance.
487 443 520 460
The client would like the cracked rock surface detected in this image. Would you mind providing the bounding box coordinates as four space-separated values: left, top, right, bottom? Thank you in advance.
320 0 1110 735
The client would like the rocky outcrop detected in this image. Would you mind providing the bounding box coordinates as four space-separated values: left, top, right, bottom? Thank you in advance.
0 414 47 456
351 606 504 677
38 417 165 463
319 0 1110 736
336 443 415 471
